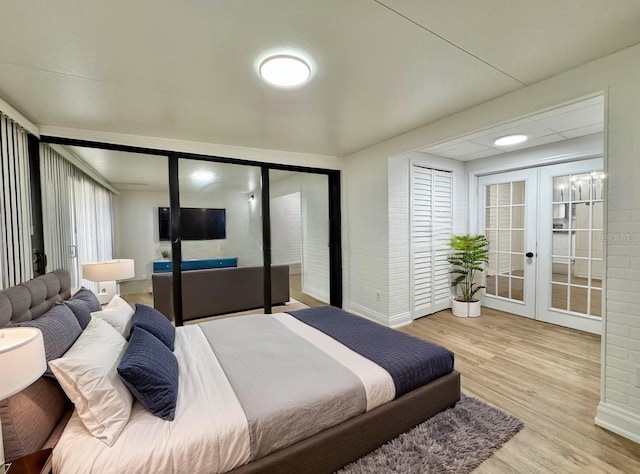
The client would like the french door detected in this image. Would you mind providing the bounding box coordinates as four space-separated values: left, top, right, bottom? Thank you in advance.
479 159 604 334
479 169 538 318
537 159 604 333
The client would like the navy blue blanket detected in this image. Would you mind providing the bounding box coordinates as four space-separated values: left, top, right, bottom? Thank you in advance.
287 306 454 397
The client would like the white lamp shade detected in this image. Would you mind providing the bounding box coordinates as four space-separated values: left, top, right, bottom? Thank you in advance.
82 259 135 282
0 328 47 400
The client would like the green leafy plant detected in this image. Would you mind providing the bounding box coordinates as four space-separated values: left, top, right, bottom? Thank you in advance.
448 234 489 302
161 249 170 259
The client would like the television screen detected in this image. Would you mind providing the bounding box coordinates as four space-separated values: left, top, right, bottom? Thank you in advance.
158 207 226 241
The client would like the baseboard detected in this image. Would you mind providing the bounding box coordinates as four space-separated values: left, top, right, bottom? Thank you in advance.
302 285 329 304
595 402 640 443
343 303 413 328
343 302 391 327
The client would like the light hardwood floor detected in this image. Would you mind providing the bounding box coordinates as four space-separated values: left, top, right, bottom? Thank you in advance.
401 308 640 473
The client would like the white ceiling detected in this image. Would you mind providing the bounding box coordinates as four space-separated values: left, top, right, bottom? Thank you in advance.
1 1 639 158
420 96 604 160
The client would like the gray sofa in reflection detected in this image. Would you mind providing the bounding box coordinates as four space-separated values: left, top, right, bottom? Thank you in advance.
152 264 290 322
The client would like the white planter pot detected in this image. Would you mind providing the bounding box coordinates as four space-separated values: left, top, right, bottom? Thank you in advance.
451 299 481 318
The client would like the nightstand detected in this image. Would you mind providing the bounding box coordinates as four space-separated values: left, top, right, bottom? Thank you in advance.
5 448 52 474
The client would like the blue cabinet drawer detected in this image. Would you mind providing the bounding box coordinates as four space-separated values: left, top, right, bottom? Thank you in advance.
153 258 238 273
153 260 172 273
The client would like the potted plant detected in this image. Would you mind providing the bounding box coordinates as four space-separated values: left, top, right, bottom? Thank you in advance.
160 249 171 260
448 234 489 318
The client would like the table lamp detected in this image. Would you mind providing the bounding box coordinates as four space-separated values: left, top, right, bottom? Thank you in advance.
82 259 135 304
0 327 47 470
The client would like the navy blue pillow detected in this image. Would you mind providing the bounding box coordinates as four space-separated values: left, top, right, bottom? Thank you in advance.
130 304 175 351
118 326 179 420
62 299 91 329
71 287 102 312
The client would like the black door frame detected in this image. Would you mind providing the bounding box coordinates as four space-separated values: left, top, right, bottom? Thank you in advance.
40 136 342 325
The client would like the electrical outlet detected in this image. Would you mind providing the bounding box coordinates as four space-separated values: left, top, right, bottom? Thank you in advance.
376 291 381 302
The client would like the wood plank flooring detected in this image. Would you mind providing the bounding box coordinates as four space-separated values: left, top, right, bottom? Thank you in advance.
401 308 640 473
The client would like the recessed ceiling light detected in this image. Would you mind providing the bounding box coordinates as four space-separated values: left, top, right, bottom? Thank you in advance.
259 55 311 87
494 134 528 146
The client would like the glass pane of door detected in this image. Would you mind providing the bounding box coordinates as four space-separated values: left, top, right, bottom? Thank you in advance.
178 159 262 321
484 182 526 302
270 170 329 307
550 170 604 318
538 157 604 334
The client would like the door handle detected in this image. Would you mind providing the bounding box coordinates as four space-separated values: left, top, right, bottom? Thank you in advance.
526 252 534 258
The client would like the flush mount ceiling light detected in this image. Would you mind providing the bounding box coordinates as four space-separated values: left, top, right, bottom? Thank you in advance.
259 54 311 87
494 134 528 146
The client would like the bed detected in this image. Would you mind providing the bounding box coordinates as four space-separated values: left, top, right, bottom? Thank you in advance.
0 270 460 474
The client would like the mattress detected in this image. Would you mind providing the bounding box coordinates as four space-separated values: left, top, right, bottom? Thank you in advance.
53 310 454 474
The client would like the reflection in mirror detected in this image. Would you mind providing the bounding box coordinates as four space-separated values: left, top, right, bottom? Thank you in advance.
270 170 329 307
61 147 168 310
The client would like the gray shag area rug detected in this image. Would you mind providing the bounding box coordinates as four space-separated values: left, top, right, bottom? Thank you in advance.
337 395 523 474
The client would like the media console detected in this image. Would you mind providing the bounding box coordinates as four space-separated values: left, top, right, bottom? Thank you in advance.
153 257 238 273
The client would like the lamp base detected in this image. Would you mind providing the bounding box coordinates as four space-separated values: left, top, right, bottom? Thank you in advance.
95 281 116 305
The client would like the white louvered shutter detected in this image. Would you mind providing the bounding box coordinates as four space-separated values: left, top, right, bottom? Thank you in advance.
410 165 453 318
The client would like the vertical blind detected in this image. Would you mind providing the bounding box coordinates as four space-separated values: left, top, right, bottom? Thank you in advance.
0 113 33 289
40 144 114 289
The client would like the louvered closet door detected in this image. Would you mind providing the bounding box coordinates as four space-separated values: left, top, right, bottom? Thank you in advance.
411 165 453 319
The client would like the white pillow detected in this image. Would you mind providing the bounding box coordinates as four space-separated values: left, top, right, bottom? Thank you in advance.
49 316 133 446
91 294 134 337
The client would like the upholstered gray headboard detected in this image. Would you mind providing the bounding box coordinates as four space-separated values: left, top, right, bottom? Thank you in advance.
0 268 73 462
0 268 71 327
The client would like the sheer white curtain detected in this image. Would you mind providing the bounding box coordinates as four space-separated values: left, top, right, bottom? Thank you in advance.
0 113 33 289
40 144 113 289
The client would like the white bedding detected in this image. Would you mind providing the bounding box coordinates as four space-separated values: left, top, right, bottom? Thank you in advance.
52 314 395 474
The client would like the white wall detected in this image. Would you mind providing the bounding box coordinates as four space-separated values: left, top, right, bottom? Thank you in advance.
271 173 330 303
343 43 640 443
114 189 262 281
271 193 302 269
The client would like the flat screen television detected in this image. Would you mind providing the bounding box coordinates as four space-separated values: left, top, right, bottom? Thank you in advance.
158 207 226 241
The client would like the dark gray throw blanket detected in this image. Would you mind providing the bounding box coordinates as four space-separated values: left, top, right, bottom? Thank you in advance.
199 315 366 460
287 306 454 397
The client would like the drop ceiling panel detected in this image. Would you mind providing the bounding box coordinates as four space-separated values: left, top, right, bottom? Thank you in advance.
419 96 605 160
533 103 603 132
